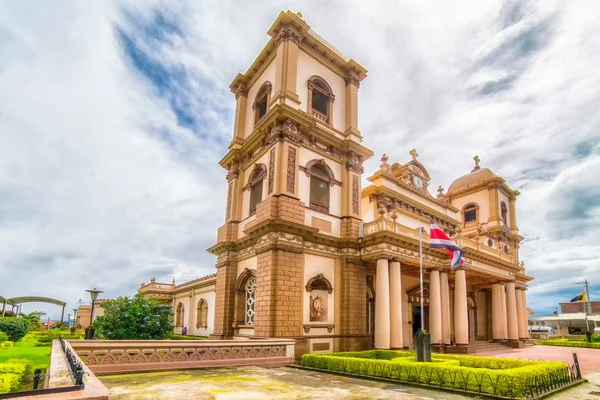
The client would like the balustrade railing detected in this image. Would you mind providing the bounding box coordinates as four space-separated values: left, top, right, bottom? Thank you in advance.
59 336 85 386
362 218 428 242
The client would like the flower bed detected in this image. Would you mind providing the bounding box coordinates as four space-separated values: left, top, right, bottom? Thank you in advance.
541 339 600 349
301 350 577 398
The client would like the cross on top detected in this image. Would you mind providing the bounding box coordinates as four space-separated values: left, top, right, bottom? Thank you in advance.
409 149 419 161
473 155 481 171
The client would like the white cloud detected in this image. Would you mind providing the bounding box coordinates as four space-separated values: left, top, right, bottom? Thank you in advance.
1 0 599 318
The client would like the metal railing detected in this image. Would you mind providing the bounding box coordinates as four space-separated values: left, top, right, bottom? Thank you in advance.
0 337 85 399
58 336 85 386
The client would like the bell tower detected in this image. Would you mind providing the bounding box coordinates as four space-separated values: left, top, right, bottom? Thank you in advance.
208 11 373 350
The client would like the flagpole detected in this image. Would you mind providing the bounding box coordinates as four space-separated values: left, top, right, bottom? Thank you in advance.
419 225 424 332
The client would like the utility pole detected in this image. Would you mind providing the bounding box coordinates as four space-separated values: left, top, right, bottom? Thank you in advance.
576 279 592 338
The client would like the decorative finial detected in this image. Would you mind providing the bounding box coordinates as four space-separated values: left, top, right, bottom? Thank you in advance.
520 261 525 268
409 149 419 161
437 185 444 195
296 12 303 19
172 279 175 285
391 210 398 222
381 153 389 163
473 155 481 171
380 154 390 173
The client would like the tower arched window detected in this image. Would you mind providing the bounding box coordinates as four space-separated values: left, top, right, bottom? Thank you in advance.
501 201 508 224
246 164 266 216
196 299 208 329
302 160 339 214
245 276 256 325
307 76 334 124
253 82 272 126
176 302 185 327
463 203 478 227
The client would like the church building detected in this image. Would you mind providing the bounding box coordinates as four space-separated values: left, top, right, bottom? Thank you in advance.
140 10 533 356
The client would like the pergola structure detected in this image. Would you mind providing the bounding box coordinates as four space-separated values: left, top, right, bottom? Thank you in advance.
4 296 67 324
0 296 18 316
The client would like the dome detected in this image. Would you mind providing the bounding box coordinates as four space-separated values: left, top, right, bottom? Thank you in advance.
448 167 497 194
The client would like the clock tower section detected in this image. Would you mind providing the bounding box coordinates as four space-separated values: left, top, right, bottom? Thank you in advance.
208 11 373 350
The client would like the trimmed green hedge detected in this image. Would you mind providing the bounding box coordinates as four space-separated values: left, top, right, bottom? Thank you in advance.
1 341 14 349
541 339 600 349
301 350 571 398
167 334 208 340
0 359 34 394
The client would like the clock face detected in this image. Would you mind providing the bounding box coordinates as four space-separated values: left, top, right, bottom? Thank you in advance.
413 175 423 189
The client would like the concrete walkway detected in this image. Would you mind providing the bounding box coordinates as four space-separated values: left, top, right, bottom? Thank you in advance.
102 366 470 400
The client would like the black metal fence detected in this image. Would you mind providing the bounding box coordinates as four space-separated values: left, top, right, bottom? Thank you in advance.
296 353 584 399
0 336 85 399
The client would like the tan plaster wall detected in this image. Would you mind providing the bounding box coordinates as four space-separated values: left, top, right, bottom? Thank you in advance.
296 49 347 133
237 256 258 279
303 254 335 327
188 290 216 337
244 59 277 138
361 196 375 222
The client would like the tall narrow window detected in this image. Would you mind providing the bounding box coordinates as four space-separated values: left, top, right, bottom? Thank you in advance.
253 82 272 126
307 77 334 124
176 303 184 327
245 276 256 325
196 299 208 329
463 204 478 226
246 164 266 216
501 201 508 224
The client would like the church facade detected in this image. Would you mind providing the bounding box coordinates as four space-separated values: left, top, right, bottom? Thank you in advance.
140 10 533 355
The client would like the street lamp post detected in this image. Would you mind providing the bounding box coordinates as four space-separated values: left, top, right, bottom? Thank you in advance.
84 288 103 340
576 280 592 342
72 308 79 328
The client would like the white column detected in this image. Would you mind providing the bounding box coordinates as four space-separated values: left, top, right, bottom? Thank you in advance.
429 269 442 345
522 289 530 339
515 287 526 340
389 260 403 349
491 284 503 341
500 284 508 340
454 268 469 346
505 282 519 341
441 271 451 345
375 258 391 349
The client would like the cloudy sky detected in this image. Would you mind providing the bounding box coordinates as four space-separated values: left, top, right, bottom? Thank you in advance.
1 0 599 319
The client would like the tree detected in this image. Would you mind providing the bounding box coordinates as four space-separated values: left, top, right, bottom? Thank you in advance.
0 317 31 342
92 294 173 340
18 311 46 329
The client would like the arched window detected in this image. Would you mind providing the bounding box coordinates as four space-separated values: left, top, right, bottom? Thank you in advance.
302 159 339 214
307 76 334 124
253 82 272 126
176 303 185 327
246 164 266 216
463 203 478 226
233 268 257 329
196 299 208 329
245 276 256 325
501 201 508 223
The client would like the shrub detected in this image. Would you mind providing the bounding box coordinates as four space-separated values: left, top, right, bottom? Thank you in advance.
301 350 570 398
0 318 30 342
93 294 173 340
0 373 21 394
0 331 8 343
36 335 53 343
2 341 14 349
35 342 52 347
593 334 600 343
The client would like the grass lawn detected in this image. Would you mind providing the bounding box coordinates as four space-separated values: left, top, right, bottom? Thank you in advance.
0 338 51 373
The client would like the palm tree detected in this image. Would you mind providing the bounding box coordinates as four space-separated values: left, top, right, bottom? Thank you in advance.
19 311 46 328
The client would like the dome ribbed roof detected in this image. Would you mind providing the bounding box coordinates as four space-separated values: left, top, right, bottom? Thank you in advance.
448 167 497 194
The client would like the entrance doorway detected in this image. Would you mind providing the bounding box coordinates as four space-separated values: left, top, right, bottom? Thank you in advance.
412 304 429 337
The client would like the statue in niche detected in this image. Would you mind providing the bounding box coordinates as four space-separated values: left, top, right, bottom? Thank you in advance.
309 295 325 321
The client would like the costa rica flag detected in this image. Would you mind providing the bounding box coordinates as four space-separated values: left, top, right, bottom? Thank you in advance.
429 223 465 269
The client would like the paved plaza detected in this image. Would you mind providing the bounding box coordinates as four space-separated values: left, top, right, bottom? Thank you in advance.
101 346 600 399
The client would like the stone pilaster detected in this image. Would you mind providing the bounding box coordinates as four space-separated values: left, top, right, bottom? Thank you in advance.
210 261 238 339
